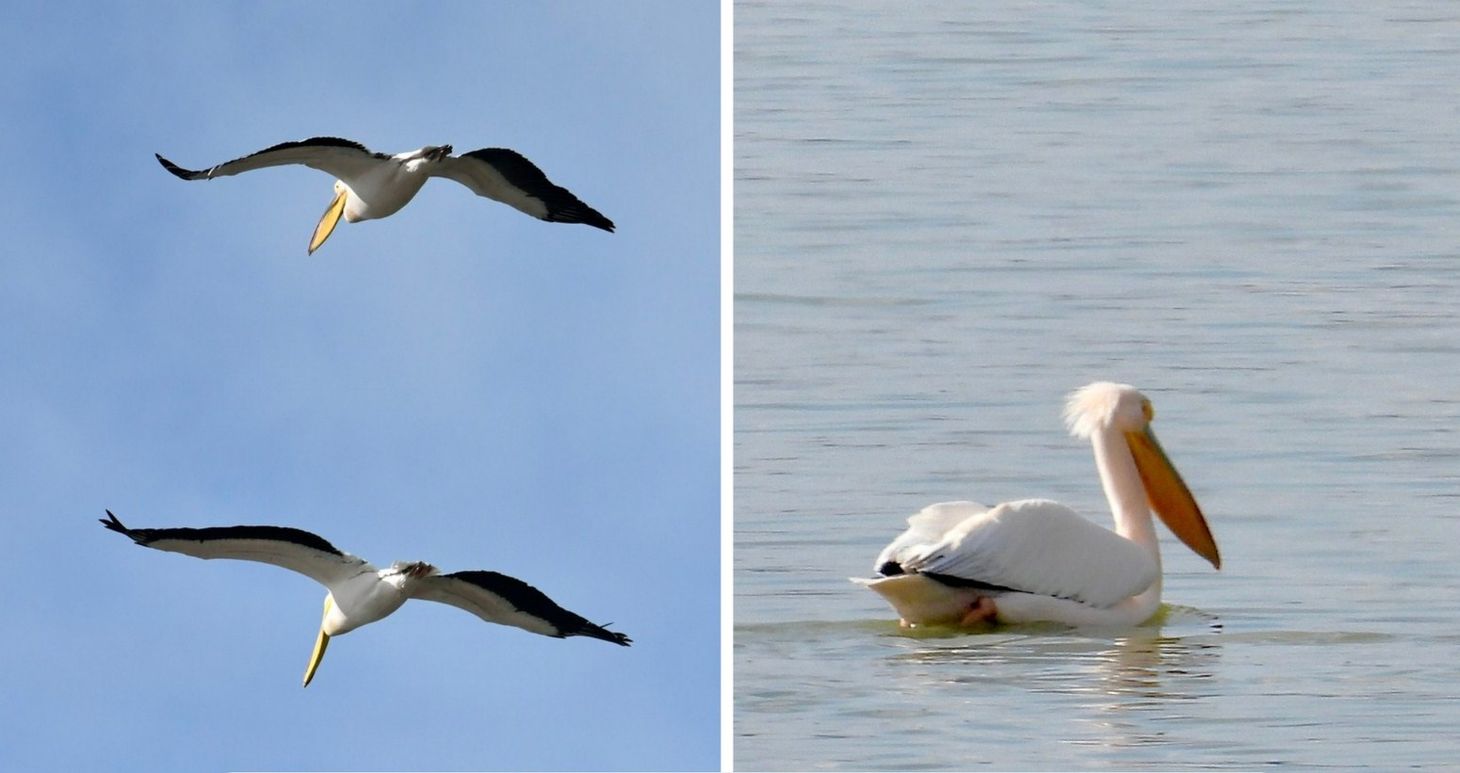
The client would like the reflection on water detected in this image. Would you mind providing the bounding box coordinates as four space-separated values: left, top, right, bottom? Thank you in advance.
736 0 1460 768
890 627 1220 700
737 616 1233 769
736 614 1430 770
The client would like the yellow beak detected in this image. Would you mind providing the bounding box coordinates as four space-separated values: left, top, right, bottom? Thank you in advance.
308 188 348 255
1125 425 1221 569
302 596 333 687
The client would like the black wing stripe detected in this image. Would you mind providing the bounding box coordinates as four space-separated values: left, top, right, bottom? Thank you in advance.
921 570 1097 604
460 148 616 232
920 571 1022 595
100 510 343 556
445 570 631 646
252 136 375 156
154 136 386 180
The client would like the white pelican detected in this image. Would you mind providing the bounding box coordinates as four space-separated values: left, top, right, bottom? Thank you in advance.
853 382 1220 628
101 511 630 686
156 137 615 253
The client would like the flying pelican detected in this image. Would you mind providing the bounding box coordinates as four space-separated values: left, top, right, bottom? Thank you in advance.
156 137 615 254
853 382 1220 628
101 511 630 686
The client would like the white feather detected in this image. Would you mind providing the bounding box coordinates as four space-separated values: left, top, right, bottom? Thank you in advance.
900 499 1157 606
872 500 988 573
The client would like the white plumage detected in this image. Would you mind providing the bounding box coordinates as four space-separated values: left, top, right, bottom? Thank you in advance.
855 382 1220 628
102 511 630 686
157 137 614 253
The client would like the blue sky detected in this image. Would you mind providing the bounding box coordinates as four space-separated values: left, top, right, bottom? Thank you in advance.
0 3 719 771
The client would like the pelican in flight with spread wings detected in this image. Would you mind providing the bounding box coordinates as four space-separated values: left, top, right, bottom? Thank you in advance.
854 382 1220 628
101 511 630 686
156 137 615 254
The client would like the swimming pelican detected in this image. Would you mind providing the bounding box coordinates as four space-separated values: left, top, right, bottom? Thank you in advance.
853 382 1220 628
156 137 615 253
101 511 630 686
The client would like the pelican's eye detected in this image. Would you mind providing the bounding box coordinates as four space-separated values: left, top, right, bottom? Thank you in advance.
1142 399 1154 422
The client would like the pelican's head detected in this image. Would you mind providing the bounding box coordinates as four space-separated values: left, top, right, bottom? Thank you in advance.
1064 381 1221 569
308 181 352 255
1063 381 1151 438
385 560 438 584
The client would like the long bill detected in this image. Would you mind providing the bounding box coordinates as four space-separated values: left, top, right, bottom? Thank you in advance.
302 597 333 687
1125 425 1221 569
308 188 348 255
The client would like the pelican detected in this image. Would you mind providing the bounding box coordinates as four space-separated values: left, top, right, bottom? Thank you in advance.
101 511 630 686
156 137 615 253
853 382 1220 628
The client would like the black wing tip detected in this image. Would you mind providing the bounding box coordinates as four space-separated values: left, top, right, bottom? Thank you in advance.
100 510 145 542
461 147 615 232
547 207 615 232
100 509 124 530
584 624 632 647
155 153 203 180
446 570 632 645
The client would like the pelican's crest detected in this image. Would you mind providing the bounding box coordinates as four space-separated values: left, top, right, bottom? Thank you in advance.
1063 381 1148 438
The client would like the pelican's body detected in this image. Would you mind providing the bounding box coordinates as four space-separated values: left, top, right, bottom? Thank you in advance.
319 559 433 636
854 382 1220 628
328 148 437 223
101 512 630 686
156 137 615 253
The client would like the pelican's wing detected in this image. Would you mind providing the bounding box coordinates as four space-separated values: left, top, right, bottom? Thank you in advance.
410 570 630 646
873 500 989 573
100 510 370 588
429 149 615 232
155 137 389 184
901 499 1158 607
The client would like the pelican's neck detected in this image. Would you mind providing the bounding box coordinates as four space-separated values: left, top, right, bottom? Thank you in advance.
1091 427 1160 570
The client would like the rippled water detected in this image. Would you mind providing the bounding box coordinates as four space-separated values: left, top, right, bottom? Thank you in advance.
735 2 1460 769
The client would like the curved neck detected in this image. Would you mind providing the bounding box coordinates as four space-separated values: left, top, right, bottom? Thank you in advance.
1091 428 1161 572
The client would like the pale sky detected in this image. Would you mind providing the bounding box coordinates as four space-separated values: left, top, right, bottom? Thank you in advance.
0 2 719 770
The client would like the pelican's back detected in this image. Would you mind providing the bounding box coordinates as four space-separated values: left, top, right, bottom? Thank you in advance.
903 499 1159 607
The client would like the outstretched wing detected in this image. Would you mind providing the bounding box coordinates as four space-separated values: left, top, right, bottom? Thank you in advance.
430 148 615 232
410 570 630 646
155 137 389 184
897 499 1158 607
100 510 371 589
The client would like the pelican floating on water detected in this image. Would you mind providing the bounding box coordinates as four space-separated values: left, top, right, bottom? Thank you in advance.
156 137 615 253
101 511 630 686
854 382 1220 628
